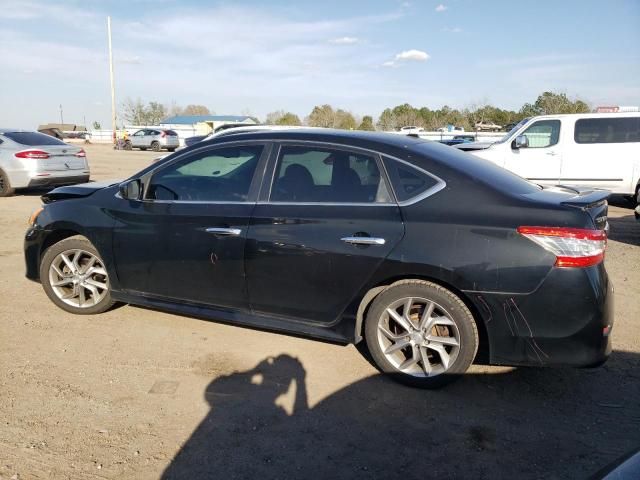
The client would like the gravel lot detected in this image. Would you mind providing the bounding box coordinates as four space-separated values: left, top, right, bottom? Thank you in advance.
1 144 639 479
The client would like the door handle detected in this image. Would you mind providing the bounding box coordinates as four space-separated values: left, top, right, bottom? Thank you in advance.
341 236 386 245
545 151 557 156
205 227 242 236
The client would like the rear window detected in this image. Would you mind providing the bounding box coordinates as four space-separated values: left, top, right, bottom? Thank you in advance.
163 130 178 136
4 131 66 146
574 117 640 144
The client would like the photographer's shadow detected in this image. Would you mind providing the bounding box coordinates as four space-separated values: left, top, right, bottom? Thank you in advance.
162 352 640 480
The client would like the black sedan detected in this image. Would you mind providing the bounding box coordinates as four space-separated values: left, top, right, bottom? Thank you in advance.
24 130 613 388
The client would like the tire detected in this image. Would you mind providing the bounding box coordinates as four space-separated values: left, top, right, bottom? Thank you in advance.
364 280 478 388
151 141 161 152
40 235 115 315
0 169 15 197
124 140 132 151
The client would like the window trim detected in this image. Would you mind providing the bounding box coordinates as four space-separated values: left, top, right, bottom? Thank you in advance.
517 119 561 149
138 140 271 204
261 141 397 207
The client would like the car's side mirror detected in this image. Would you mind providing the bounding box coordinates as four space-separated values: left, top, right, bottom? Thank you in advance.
512 135 529 149
119 179 142 200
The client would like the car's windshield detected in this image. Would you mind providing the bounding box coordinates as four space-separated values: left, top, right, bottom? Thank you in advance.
494 118 530 143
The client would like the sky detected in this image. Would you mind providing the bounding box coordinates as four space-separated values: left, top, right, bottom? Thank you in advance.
0 0 639 129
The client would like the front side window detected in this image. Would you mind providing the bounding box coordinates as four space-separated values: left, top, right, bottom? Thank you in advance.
147 145 263 202
270 146 391 203
574 117 640 144
520 120 561 148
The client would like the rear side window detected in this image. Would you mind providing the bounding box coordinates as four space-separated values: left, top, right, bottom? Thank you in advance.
383 157 440 202
270 146 392 203
574 117 640 144
4 131 66 146
164 130 178 136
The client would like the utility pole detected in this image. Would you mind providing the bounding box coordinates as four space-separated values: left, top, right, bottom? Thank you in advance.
107 16 116 145
59 104 64 124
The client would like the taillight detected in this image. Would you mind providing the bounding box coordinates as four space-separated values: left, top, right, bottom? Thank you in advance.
75 149 86 158
517 226 607 268
15 150 50 159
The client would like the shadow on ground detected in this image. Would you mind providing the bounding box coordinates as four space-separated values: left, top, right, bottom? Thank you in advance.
161 351 640 480
608 214 640 247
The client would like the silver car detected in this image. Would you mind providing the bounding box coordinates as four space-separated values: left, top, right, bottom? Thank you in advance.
0 129 90 197
125 128 180 152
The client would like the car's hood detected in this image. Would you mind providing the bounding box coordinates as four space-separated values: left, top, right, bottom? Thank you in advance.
454 141 495 151
41 180 121 204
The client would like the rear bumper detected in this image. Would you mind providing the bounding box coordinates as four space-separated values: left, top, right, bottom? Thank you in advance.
468 263 613 368
27 174 90 188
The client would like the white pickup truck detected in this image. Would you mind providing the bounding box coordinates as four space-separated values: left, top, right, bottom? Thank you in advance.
456 113 640 199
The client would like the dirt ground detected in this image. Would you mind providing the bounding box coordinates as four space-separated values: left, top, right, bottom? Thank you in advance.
1 144 639 479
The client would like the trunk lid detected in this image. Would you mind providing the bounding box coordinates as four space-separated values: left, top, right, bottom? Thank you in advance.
527 185 610 231
35 145 86 171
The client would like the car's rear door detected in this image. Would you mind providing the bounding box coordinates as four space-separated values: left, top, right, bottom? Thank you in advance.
245 142 404 325
110 141 270 308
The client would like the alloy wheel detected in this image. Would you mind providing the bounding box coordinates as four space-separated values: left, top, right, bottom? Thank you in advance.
376 296 461 377
48 249 109 308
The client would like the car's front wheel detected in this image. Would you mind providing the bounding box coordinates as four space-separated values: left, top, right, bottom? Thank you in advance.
364 280 478 388
40 236 115 315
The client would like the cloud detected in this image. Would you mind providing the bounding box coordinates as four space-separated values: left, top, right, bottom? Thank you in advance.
383 49 430 67
435 4 447 12
329 36 359 45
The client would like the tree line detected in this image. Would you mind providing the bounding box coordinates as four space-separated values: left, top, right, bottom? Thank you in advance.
117 91 590 131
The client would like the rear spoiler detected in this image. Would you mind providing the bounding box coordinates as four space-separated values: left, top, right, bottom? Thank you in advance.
544 185 610 209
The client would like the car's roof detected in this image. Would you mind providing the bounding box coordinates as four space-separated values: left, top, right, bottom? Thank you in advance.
208 128 428 150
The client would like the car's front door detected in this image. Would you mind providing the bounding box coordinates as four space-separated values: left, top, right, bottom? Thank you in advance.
110 142 269 308
245 143 404 324
504 118 563 186
130 130 145 147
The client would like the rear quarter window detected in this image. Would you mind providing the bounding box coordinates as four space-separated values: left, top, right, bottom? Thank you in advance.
574 117 640 144
383 157 441 202
4 131 66 146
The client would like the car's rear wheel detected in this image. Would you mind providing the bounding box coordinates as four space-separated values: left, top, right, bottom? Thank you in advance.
0 169 15 197
40 236 115 315
151 141 161 152
364 280 478 388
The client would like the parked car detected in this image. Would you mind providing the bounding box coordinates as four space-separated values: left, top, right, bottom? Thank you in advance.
457 113 640 198
474 121 502 132
0 129 89 197
25 130 612 388
439 135 476 146
400 126 425 134
125 129 180 152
